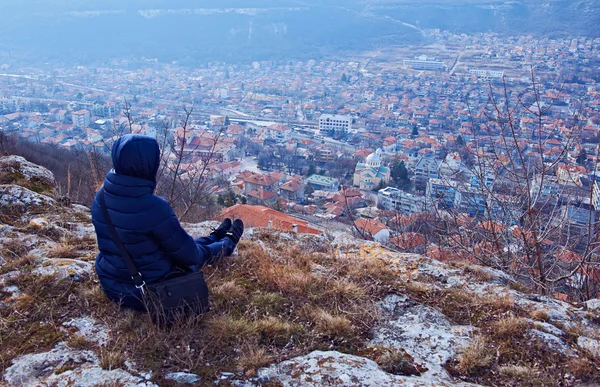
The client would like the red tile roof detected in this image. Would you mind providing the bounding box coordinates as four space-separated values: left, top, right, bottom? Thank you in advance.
354 218 388 236
247 189 277 201
220 204 321 235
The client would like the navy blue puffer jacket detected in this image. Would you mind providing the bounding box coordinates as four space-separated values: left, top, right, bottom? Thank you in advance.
91 134 210 310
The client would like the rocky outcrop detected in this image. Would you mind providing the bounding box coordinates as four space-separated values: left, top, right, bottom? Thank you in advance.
3 343 155 387
1 157 599 386
251 351 480 387
0 156 55 195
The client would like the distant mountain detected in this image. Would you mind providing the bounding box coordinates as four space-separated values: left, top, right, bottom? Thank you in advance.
0 1 597 65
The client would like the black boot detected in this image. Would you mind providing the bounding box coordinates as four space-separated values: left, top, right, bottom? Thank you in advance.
211 218 232 239
226 219 244 245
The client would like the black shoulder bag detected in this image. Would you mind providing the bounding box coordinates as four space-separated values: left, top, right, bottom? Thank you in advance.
99 190 210 325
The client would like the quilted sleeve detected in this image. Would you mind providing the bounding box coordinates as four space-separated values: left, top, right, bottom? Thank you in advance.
151 200 210 268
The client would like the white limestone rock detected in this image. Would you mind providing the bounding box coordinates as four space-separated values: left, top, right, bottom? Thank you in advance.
3 343 156 387
370 294 473 380
32 258 93 281
528 329 576 357
586 298 600 312
578 336 600 359
0 155 56 193
253 350 481 387
164 372 202 384
0 184 56 209
62 317 110 347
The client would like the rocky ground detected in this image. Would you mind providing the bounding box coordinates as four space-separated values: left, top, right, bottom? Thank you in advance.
1 156 599 387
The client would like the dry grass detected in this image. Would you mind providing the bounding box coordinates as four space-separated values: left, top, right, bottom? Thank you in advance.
66 334 96 350
365 347 427 376
256 316 296 345
458 263 495 282
455 337 495 375
99 349 126 371
498 364 537 379
0 239 32 262
309 308 355 339
530 309 550 322
13 238 389 381
412 287 518 326
237 346 272 372
491 316 530 340
47 241 79 258
0 252 39 274
3 230 595 387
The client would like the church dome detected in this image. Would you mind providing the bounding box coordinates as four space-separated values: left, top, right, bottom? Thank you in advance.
366 152 381 164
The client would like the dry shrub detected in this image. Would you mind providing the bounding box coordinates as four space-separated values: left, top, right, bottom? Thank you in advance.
455 336 495 375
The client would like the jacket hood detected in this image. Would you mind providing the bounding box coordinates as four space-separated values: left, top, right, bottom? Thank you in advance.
111 134 160 182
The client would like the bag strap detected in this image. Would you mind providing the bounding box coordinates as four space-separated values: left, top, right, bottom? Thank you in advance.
98 189 146 292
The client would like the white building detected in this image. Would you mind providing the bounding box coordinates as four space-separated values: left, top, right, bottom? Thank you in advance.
378 187 427 214
403 55 446 71
469 69 504 82
265 124 292 143
319 114 352 138
72 109 91 128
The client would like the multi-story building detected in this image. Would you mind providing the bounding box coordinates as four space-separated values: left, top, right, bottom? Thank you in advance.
414 156 441 189
427 178 461 209
469 69 504 81
319 114 352 138
403 55 446 71
0 97 20 113
265 124 292 143
377 187 427 214
306 174 339 193
72 110 91 128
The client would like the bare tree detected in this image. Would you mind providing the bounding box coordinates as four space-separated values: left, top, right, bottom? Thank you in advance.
427 69 599 298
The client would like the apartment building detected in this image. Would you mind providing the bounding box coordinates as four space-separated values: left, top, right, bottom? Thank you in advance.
319 114 352 138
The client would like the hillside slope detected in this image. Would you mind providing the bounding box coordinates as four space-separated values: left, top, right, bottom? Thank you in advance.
0 155 599 386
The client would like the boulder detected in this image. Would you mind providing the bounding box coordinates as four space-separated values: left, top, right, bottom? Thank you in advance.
0 184 56 211
0 156 55 194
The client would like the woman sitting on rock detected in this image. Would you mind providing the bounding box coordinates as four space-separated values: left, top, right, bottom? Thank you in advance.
91 134 243 310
